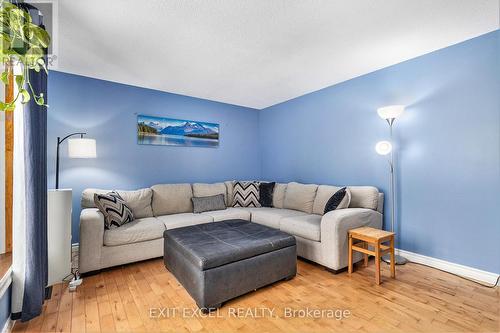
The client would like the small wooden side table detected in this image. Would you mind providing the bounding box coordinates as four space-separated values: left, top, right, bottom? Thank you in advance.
348 227 395 285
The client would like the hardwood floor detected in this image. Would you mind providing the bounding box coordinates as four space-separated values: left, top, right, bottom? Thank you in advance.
12 258 499 333
0 252 12 279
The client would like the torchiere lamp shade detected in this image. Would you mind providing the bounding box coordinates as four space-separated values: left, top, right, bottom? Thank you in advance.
377 105 405 120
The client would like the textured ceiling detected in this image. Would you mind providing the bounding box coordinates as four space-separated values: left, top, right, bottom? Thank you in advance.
55 0 499 109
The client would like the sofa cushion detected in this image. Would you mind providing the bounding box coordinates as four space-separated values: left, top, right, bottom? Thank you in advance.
103 217 165 246
94 191 134 229
151 184 193 215
272 183 287 208
157 213 213 230
116 188 154 218
232 181 261 207
81 188 109 208
82 188 154 218
192 194 226 213
248 207 309 229
348 186 379 210
259 182 275 207
224 181 235 206
201 208 251 222
280 214 322 242
312 185 351 215
283 182 318 213
192 182 227 204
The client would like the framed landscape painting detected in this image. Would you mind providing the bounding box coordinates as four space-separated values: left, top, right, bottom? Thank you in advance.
137 115 219 147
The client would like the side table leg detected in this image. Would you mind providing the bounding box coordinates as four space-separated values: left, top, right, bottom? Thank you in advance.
348 234 353 275
363 242 368 267
390 236 396 278
375 240 381 285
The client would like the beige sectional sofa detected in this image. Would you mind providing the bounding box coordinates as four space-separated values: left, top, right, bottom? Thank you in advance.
78 181 383 274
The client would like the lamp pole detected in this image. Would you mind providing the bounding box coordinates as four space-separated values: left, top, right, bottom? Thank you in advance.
55 132 86 189
382 118 407 265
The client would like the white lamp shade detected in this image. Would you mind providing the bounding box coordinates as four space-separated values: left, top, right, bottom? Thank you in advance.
377 105 405 120
375 141 392 155
68 138 97 158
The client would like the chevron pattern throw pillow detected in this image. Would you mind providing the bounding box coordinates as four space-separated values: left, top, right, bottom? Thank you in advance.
94 191 134 229
232 181 261 207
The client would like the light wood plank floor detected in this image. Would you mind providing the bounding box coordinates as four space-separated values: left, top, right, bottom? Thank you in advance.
12 258 499 333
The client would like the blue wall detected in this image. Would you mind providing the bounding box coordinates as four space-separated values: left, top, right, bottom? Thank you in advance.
0 285 11 330
259 31 500 273
47 72 261 242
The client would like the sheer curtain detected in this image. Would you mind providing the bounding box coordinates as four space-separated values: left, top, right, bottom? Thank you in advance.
11 3 48 322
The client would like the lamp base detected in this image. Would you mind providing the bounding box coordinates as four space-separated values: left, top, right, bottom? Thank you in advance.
382 254 407 265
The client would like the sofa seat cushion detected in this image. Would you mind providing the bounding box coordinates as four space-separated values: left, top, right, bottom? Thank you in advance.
201 208 251 222
280 214 322 242
104 217 165 246
246 207 309 229
163 219 296 270
157 213 213 230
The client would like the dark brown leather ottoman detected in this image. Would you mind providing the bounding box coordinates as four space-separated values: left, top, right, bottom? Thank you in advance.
163 219 297 311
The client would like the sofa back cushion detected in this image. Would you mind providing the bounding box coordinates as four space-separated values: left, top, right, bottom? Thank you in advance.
348 186 379 210
82 188 154 219
283 182 318 213
192 183 227 205
224 181 235 206
272 183 287 208
312 185 351 215
151 183 193 215
82 188 108 209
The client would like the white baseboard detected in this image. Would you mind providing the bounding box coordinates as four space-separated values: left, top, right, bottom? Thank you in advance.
0 268 12 298
1 318 13 333
396 249 499 286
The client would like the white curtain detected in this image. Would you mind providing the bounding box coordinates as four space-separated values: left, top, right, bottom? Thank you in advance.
11 79 26 315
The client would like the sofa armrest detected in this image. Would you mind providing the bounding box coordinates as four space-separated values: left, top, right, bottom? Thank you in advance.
79 208 105 273
320 208 383 270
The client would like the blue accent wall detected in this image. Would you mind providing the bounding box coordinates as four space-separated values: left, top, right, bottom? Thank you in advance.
0 285 11 330
259 31 500 273
47 31 499 273
47 72 260 242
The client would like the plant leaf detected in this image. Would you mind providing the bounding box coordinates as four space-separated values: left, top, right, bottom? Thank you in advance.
0 71 8 85
32 26 50 48
15 74 23 89
20 89 30 103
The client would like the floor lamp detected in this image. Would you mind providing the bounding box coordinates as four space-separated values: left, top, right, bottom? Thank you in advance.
375 105 407 265
53 132 97 290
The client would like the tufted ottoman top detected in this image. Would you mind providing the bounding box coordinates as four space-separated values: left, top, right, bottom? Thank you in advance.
163 219 296 270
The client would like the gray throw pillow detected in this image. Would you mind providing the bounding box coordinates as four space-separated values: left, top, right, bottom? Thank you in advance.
94 191 134 229
192 194 226 213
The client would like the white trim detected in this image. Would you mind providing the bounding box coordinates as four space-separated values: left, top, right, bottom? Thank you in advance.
396 249 499 286
0 268 12 298
1 318 13 333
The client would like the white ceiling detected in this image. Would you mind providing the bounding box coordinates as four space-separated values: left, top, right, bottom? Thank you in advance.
55 0 499 109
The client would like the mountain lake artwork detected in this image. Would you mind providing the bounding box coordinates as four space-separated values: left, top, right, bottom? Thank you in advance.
137 115 219 147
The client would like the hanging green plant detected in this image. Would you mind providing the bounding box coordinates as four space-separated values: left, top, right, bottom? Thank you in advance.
0 0 50 111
